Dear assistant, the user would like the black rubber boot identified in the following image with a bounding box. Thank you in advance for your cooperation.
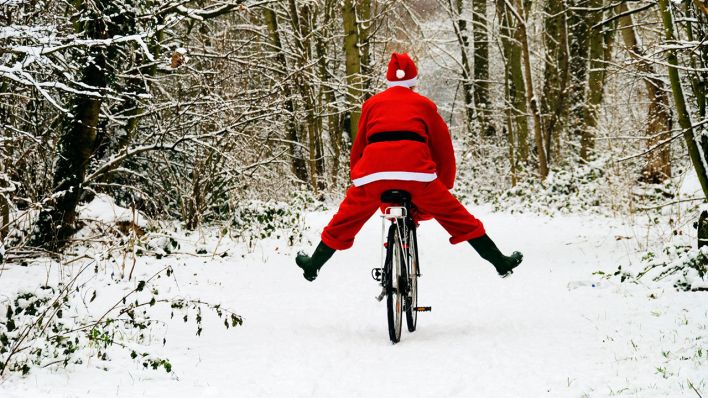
[468,234,523,278]
[296,241,336,281]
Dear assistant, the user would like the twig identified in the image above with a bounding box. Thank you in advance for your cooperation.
[636,197,706,211]
[617,118,708,162]
[593,3,655,29]
[688,379,704,398]
[0,259,95,376]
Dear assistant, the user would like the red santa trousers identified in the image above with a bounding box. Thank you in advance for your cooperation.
[321,179,486,250]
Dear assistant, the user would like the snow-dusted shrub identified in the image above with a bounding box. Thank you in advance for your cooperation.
[0,265,242,377]
[608,244,708,292]
[231,191,322,247]
[490,161,606,215]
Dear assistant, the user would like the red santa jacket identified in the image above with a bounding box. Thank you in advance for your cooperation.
[350,86,456,189]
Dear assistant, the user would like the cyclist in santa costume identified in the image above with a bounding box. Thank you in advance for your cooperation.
[296,53,523,281]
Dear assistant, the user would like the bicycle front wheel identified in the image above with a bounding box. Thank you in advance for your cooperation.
[385,224,404,343]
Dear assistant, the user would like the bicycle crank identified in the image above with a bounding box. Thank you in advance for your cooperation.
[375,287,386,302]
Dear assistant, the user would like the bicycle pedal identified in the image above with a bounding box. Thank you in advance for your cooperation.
[371,267,383,282]
[413,306,431,312]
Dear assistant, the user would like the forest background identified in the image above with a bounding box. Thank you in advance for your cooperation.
[1,0,707,248]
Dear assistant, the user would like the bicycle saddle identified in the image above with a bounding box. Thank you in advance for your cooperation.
[380,190,411,203]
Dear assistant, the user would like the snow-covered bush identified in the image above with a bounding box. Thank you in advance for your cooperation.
[607,244,708,292]
[489,161,606,215]
[231,191,323,248]
[0,265,242,377]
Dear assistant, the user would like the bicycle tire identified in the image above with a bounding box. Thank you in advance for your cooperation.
[385,224,404,343]
[405,226,418,332]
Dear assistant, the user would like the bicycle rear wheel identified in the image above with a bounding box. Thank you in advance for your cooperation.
[385,224,404,343]
[405,227,418,332]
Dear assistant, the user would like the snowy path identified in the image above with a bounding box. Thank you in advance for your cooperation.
[1,208,707,397]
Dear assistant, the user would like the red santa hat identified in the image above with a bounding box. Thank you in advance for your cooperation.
[386,52,418,88]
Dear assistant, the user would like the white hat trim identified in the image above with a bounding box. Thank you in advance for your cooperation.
[386,76,418,88]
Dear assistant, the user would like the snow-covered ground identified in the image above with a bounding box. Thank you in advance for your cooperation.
[1,206,707,397]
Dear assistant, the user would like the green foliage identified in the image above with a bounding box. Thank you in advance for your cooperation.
[611,243,708,291]
[0,266,242,377]
[232,191,320,247]
[130,350,172,373]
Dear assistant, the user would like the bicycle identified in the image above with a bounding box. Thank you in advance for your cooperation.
[372,190,431,343]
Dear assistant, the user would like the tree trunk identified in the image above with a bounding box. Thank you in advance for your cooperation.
[0,177,8,243]
[343,0,362,142]
[263,7,309,184]
[540,0,570,166]
[496,0,529,165]
[316,0,342,185]
[472,0,493,135]
[580,0,612,162]
[616,2,672,182]
[512,0,548,179]
[450,0,476,133]
[567,0,591,153]
[685,1,707,121]
[657,0,708,199]
[288,0,325,192]
[357,0,372,98]
[0,196,7,245]
[30,0,109,248]
[1,81,10,243]
[504,75,517,186]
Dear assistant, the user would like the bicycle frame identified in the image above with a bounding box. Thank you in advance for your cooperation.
[381,206,411,276]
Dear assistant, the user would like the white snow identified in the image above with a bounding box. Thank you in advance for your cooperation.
[77,193,147,228]
[0,207,706,397]
[680,168,703,198]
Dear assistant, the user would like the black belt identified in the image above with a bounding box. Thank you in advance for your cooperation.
[368,131,426,144]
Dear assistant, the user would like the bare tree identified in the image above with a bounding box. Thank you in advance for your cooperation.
[657,0,708,198]
[580,0,615,162]
[496,0,529,172]
[615,2,672,183]
[540,0,570,165]
[472,0,493,135]
[507,0,548,179]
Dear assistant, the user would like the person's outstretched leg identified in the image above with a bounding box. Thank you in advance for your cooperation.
[296,184,379,281]
[468,234,523,277]
[411,180,523,277]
